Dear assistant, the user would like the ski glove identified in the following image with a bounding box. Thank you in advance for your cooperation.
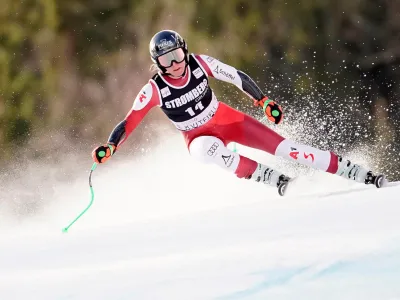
[254,96,283,125]
[92,144,116,164]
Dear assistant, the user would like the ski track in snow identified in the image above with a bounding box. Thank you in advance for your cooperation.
[1,135,400,300]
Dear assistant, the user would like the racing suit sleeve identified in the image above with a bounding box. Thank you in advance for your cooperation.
[107,80,161,148]
[194,54,266,101]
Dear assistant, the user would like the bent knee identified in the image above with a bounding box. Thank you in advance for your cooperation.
[189,136,240,172]
[189,136,225,163]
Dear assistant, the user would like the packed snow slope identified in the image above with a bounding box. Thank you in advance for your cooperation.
[1,134,400,300]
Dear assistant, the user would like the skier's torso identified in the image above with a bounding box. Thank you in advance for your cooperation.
[151,54,219,131]
[112,52,266,147]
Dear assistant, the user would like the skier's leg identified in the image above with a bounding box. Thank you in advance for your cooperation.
[274,139,374,183]
[188,135,289,188]
[221,106,338,172]
[223,105,377,184]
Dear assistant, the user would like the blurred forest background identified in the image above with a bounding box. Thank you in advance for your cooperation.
[1,0,400,180]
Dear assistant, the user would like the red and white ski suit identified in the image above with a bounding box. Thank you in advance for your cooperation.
[110,53,339,179]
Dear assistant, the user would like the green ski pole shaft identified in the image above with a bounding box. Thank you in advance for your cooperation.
[62,162,98,233]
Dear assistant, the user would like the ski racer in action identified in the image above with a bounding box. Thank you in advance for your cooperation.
[92,29,386,196]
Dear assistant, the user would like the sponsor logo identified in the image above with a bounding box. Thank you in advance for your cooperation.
[289,151,299,160]
[304,152,315,162]
[160,86,171,98]
[262,168,273,183]
[132,83,153,111]
[289,146,315,162]
[213,65,236,81]
[139,93,146,102]
[289,147,298,160]
[165,78,208,109]
[206,56,215,63]
[222,154,234,167]
[207,142,219,156]
[192,67,204,79]
[158,39,174,50]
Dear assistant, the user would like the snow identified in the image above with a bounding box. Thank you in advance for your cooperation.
[1,135,400,300]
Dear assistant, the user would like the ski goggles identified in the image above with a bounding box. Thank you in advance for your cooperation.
[157,48,186,68]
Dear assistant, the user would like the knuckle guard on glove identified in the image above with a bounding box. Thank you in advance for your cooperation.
[255,97,283,125]
[265,101,283,124]
[92,144,115,163]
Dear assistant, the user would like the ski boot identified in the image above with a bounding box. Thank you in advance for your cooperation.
[277,175,292,196]
[247,163,292,196]
[365,172,386,188]
[336,157,387,188]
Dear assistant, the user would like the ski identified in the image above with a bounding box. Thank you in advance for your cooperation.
[277,175,400,197]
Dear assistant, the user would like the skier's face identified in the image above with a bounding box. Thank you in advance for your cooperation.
[166,60,186,78]
[158,48,186,78]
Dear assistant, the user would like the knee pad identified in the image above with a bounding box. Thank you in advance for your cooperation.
[189,136,240,172]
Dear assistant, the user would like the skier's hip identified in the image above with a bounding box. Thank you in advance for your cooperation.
[181,101,249,148]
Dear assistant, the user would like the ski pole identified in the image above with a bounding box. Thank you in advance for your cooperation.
[62,162,98,233]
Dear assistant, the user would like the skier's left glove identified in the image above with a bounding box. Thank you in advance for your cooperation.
[254,96,283,125]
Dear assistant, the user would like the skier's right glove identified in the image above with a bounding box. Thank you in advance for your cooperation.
[92,143,116,164]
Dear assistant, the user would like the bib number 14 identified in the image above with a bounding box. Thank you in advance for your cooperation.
[185,101,204,117]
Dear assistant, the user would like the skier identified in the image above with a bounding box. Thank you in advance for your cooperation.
[91,29,386,196]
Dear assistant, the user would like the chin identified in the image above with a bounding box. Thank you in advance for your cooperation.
[178,69,185,77]
[168,64,186,77]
